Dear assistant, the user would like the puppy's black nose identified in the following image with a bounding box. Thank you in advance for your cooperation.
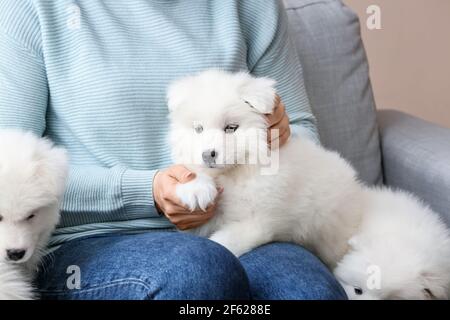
[202,149,218,166]
[202,149,217,160]
[6,249,26,261]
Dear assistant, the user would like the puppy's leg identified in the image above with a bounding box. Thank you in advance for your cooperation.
[0,263,35,300]
[176,173,217,211]
[209,221,272,257]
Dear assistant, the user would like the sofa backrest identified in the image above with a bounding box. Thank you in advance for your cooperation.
[284,0,382,185]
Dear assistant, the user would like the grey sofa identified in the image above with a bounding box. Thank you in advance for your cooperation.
[284,0,450,226]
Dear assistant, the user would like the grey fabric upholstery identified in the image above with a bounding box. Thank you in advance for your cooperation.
[378,109,450,225]
[283,1,449,225]
[284,0,382,185]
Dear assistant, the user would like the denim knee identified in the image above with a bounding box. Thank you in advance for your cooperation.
[240,242,347,300]
[152,233,250,300]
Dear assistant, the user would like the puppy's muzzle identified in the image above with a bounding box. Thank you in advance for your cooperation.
[202,149,217,167]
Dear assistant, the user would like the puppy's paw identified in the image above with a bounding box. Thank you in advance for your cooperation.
[176,173,217,211]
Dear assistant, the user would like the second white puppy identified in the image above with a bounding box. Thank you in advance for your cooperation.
[0,130,68,300]
[167,70,450,300]
[334,188,450,299]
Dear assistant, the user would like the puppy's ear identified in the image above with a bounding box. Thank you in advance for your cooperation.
[46,145,69,189]
[35,140,69,196]
[166,77,192,113]
[239,74,277,114]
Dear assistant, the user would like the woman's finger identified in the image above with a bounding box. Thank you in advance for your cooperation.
[266,96,285,126]
[272,125,291,148]
[172,211,214,229]
[170,213,205,225]
[271,111,289,129]
[167,165,196,183]
[266,105,285,127]
[178,221,203,230]
[267,122,287,143]
[177,214,215,230]
[163,201,192,215]
[269,125,290,148]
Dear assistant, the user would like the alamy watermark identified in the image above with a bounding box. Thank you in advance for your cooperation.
[366,5,382,30]
[67,3,81,30]
[182,126,280,175]
[366,264,381,290]
[66,265,81,290]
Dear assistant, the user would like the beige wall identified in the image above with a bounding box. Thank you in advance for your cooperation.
[343,0,450,128]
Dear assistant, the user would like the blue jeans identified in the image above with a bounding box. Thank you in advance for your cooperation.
[35,232,347,300]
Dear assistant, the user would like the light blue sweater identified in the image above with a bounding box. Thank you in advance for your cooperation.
[0,0,318,246]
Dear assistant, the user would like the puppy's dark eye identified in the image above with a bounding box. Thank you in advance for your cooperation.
[354,287,363,295]
[194,124,203,134]
[423,288,435,299]
[224,124,239,133]
[26,214,35,221]
[0,215,3,222]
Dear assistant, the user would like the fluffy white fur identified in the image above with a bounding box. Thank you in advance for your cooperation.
[167,69,450,300]
[334,188,450,299]
[0,130,68,300]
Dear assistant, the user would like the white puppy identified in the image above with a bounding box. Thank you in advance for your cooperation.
[167,69,450,300]
[168,70,362,265]
[334,189,450,300]
[0,130,68,299]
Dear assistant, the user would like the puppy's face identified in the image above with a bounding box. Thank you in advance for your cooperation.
[167,70,276,173]
[334,237,450,300]
[0,131,68,263]
[334,250,383,300]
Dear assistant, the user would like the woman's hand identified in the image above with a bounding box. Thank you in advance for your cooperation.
[153,165,219,230]
[265,95,291,149]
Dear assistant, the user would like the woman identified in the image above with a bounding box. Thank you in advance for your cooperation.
[0,0,346,299]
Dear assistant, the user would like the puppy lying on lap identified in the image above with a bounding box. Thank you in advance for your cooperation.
[0,130,68,300]
[167,70,450,300]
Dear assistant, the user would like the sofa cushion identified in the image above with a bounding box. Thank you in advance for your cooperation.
[284,0,382,185]
[378,110,450,225]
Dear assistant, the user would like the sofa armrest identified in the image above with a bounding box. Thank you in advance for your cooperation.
[377,109,450,225]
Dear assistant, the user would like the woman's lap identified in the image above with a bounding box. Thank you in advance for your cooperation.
[36,231,249,300]
[240,243,347,299]
[35,232,346,300]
